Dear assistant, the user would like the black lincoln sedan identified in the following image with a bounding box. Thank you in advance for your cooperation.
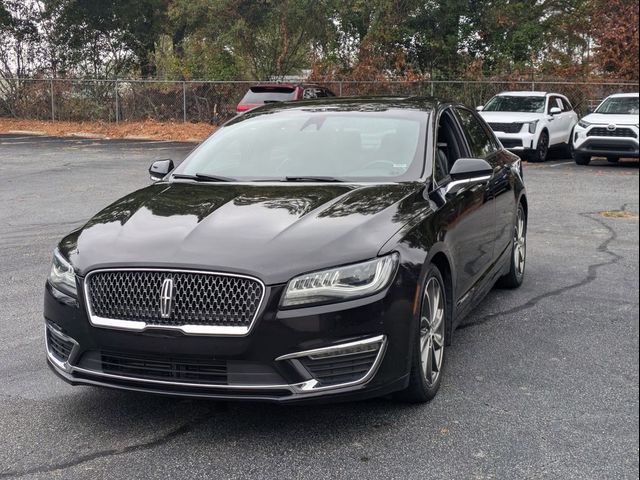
[45,97,527,403]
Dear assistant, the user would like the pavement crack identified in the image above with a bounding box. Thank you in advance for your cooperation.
[459,209,623,330]
[0,411,210,479]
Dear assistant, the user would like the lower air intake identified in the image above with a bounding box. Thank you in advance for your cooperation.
[99,351,228,385]
[46,327,74,362]
[300,350,380,386]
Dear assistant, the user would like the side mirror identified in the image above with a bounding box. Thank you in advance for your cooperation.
[149,159,174,181]
[476,105,484,111]
[549,106,562,115]
[444,158,492,195]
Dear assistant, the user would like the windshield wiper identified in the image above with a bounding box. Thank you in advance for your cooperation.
[283,176,343,182]
[172,173,235,182]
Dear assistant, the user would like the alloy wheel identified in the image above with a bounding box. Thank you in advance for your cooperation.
[419,277,445,387]
[537,132,548,162]
[514,208,526,276]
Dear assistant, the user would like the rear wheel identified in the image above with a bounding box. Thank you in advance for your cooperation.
[529,131,549,162]
[497,204,527,289]
[574,153,591,165]
[397,266,447,403]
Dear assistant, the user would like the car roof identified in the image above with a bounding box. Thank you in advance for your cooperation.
[496,91,549,97]
[232,96,442,117]
[606,92,639,98]
[250,83,326,88]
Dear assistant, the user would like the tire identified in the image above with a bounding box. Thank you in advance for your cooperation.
[561,127,576,160]
[560,138,574,159]
[574,153,591,165]
[397,265,447,403]
[496,203,527,289]
[528,130,549,162]
[607,157,619,163]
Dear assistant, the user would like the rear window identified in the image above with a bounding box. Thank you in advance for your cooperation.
[240,86,296,104]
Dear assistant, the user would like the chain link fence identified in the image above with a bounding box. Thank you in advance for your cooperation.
[0,78,637,125]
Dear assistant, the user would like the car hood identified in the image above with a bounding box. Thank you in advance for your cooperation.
[60,182,424,284]
[479,111,543,123]
[581,113,639,126]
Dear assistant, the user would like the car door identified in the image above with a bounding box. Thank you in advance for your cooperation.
[546,95,565,145]
[435,108,496,309]
[560,96,578,143]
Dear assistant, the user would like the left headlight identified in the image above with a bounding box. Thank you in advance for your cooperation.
[49,248,77,297]
[281,253,399,307]
[577,119,591,129]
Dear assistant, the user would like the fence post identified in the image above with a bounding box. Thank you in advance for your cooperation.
[182,81,187,123]
[430,81,434,97]
[338,81,343,97]
[115,79,119,124]
[50,79,55,121]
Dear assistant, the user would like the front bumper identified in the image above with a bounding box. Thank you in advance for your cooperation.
[573,137,639,158]
[43,270,415,403]
[573,126,639,158]
[496,132,536,152]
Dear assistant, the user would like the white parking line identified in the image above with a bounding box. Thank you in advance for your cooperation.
[549,161,574,167]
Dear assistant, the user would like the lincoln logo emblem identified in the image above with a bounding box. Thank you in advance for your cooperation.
[160,278,174,318]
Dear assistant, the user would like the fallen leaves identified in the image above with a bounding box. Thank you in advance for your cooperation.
[0,118,216,142]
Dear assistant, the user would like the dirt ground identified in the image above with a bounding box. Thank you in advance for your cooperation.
[0,118,216,142]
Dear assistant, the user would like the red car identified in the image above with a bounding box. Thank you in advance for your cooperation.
[236,83,336,113]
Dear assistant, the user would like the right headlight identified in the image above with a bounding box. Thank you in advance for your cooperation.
[49,248,77,297]
[525,120,539,134]
[577,119,591,129]
[281,253,399,307]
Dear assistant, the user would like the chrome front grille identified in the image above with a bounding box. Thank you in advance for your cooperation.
[488,122,523,134]
[86,270,264,331]
[587,127,637,138]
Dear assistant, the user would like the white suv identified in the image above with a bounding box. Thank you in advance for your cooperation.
[478,91,578,162]
[573,93,639,165]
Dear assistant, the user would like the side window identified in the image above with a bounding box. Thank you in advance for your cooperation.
[562,97,573,111]
[302,88,317,99]
[455,108,498,159]
[324,89,336,97]
[548,96,563,112]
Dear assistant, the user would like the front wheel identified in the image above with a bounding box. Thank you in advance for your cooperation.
[397,266,447,403]
[574,153,591,165]
[528,131,549,162]
[496,204,527,289]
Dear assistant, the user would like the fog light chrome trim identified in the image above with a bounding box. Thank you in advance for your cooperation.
[45,323,80,373]
[276,335,387,392]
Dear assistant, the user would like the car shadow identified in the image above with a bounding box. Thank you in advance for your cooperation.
[56,384,424,442]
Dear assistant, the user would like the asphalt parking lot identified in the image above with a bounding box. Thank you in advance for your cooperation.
[0,133,638,479]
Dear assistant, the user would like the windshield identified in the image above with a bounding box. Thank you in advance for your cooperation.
[483,96,545,113]
[176,109,428,181]
[240,87,297,104]
[595,96,639,115]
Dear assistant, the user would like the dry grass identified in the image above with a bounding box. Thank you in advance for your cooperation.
[600,210,638,219]
[0,118,216,142]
